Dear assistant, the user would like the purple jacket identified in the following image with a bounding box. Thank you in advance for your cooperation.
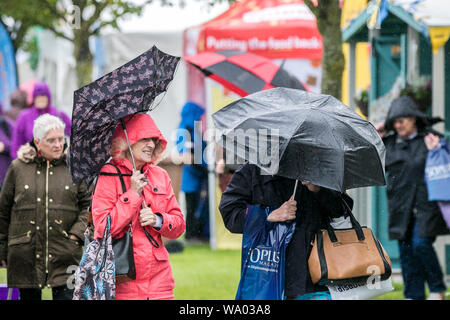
[0,116,13,186]
[10,82,71,159]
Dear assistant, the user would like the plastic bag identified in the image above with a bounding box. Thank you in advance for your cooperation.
[236,205,295,300]
[425,139,450,201]
[438,201,450,229]
[328,277,394,300]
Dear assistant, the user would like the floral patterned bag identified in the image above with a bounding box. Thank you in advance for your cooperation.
[73,215,115,300]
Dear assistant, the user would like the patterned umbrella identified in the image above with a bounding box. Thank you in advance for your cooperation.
[184,50,309,97]
[69,46,180,184]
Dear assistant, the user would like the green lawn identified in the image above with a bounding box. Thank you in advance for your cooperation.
[1,243,448,300]
[171,243,241,300]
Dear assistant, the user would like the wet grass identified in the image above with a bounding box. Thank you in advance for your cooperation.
[171,243,241,300]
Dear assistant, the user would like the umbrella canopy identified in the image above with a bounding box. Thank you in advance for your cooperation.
[184,50,308,97]
[69,45,180,184]
[212,87,386,192]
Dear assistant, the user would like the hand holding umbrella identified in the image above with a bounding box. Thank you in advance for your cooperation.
[266,179,319,223]
[267,198,297,223]
[130,169,148,195]
[139,206,158,227]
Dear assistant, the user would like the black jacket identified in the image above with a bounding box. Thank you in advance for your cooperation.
[384,130,450,240]
[218,164,353,297]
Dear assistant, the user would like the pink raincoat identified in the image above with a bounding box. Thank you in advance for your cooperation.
[91,114,185,300]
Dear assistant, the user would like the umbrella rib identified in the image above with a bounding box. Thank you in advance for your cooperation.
[316,109,385,189]
[276,108,311,179]
[321,113,346,191]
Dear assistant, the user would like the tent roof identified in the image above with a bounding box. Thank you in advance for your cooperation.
[193,0,322,60]
[343,0,450,42]
[399,0,450,27]
[203,0,318,30]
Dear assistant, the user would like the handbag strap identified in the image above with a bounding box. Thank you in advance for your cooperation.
[97,163,159,248]
[325,198,365,242]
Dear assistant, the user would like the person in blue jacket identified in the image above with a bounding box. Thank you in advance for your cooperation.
[176,102,209,242]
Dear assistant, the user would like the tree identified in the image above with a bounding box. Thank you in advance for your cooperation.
[1,0,151,87]
[0,1,55,53]
[303,0,345,100]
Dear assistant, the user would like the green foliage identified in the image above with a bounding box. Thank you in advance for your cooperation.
[0,0,152,85]
[354,88,369,117]
[0,0,57,51]
[399,81,432,113]
[21,27,42,71]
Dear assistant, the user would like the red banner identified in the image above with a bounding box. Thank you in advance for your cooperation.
[195,0,322,60]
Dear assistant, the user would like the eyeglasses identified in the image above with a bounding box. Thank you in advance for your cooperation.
[44,137,65,145]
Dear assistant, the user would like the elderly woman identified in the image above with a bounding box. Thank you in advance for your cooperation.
[0,114,90,300]
[377,96,449,300]
[91,113,185,300]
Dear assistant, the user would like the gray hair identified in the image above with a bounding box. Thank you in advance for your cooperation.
[33,114,66,140]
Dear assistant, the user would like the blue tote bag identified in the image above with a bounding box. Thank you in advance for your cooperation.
[236,205,296,300]
[425,139,450,201]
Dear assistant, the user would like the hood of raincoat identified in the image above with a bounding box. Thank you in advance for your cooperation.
[384,96,429,131]
[32,82,53,110]
[110,113,167,163]
[178,101,205,130]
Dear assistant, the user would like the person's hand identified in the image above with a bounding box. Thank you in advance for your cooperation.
[0,141,4,153]
[139,206,157,227]
[267,198,297,222]
[1,260,6,268]
[375,121,386,138]
[425,133,440,150]
[301,181,320,193]
[130,170,147,195]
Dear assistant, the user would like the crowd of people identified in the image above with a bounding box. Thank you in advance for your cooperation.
[0,81,448,301]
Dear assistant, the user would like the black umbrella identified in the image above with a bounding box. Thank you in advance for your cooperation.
[69,45,180,184]
[212,87,386,192]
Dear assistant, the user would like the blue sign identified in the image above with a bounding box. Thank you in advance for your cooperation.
[0,22,18,110]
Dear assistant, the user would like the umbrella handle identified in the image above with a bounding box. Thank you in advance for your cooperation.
[291,180,298,199]
[120,118,137,170]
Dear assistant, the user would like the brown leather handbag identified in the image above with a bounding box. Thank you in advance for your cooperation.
[308,202,392,286]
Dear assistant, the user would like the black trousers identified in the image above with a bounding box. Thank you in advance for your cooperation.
[184,192,203,239]
[19,285,74,300]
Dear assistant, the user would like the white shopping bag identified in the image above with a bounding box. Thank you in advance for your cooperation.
[330,216,353,229]
[328,277,394,300]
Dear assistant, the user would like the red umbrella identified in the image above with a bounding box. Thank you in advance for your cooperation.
[184,50,309,97]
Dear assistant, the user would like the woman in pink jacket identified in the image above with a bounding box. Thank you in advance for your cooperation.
[91,113,185,300]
